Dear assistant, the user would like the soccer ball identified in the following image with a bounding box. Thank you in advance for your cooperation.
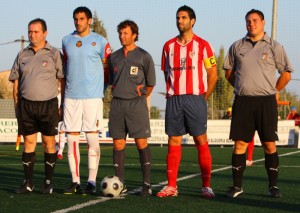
[101,175,124,197]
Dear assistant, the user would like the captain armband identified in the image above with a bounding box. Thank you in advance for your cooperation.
[204,56,216,68]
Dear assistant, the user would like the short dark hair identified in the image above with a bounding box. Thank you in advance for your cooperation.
[177,5,196,21]
[117,20,139,42]
[28,18,47,32]
[73,6,92,19]
[245,9,264,20]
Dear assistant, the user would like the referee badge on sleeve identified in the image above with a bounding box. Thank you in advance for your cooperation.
[130,66,138,75]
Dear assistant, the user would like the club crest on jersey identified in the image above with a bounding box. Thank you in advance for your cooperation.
[76,41,82,47]
[42,61,48,67]
[262,53,268,60]
[189,51,195,58]
[130,66,138,75]
[92,42,96,46]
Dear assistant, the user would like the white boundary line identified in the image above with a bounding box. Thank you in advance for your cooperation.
[50,150,300,213]
[51,197,124,213]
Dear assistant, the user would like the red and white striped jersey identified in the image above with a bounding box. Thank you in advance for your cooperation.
[161,34,216,96]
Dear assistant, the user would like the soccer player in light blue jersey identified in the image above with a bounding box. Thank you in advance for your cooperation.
[62,6,111,195]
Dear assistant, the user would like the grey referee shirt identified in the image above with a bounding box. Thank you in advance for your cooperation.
[9,42,65,101]
[223,33,294,96]
[108,47,156,99]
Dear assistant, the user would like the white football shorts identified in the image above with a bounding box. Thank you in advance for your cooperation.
[58,121,66,132]
[64,98,103,132]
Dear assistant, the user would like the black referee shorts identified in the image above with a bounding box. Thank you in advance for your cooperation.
[17,98,59,136]
[230,95,278,142]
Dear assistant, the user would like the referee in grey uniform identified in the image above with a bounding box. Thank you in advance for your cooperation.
[108,20,156,196]
[9,18,65,194]
[223,9,293,198]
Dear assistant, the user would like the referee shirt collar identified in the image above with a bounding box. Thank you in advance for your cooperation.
[243,32,271,43]
[27,41,52,51]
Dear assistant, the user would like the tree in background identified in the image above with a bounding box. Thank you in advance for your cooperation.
[90,11,111,118]
[150,106,161,119]
[207,47,234,119]
[0,72,13,99]
[91,11,107,39]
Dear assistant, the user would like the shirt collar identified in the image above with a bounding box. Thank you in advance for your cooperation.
[242,32,271,43]
[27,41,51,51]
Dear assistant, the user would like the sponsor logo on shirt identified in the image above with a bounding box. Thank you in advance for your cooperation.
[171,66,195,71]
[171,57,195,71]
[180,57,186,68]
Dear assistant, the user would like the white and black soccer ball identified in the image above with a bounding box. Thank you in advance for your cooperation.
[101,175,124,197]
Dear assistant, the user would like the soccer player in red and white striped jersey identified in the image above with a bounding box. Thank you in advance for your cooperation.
[157,5,218,199]
[162,34,215,97]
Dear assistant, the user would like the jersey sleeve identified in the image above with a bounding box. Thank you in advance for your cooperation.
[203,41,216,69]
[62,36,68,62]
[55,50,65,79]
[102,42,112,85]
[161,43,168,72]
[98,37,111,60]
[144,52,156,87]
[9,52,21,82]
[108,56,114,86]
[274,44,294,73]
[223,43,236,71]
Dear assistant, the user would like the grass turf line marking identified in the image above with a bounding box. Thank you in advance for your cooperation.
[51,197,125,213]
[49,149,299,213]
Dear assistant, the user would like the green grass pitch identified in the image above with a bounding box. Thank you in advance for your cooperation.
[0,144,299,213]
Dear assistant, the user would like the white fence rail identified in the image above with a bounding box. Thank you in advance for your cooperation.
[0,119,296,146]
